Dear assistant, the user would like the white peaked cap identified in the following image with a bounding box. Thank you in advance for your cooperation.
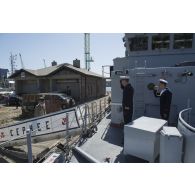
[159,79,168,84]
[120,75,130,80]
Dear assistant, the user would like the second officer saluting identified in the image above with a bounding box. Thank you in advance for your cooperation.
[153,79,172,121]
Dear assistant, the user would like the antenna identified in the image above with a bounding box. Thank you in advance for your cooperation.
[19,53,24,69]
[43,59,46,68]
[10,52,17,75]
[84,33,94,71]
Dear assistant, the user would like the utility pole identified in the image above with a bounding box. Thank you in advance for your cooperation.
[10,53,17,75]
[84,33,93,71]
[43,59,46,68]
[19,53,24,69]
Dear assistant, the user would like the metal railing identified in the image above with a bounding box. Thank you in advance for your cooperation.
[0,96,110,163]
[178,108,195,163]
[40,97,110,163]
[0,111,78,162]
[77,96,109,135]
[178,108,195,132]
[0,109,79,146]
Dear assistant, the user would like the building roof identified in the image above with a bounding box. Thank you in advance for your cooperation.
[9,63,104,79]
[0,68,9,75]
[0,68,9,71]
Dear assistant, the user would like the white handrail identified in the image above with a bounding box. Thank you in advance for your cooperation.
[0,96,110,147]
[178,108,195,132]
[0,108,80,147]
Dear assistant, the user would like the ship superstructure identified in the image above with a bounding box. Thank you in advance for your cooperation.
[111,33,195,126]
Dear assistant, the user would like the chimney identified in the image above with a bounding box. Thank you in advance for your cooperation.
[51,60,57,66]
[73,59,80,68]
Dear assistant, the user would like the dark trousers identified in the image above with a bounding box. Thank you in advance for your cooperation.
[123,110,133,125]
[122,110,133,145]
[16,101,20,109]
[160,112,170,121]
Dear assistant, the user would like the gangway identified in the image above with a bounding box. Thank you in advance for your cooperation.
[0,96,110,162]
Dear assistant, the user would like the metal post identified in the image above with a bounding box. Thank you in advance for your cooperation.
[187,99,191,124]
[66,112,69,130]
[88,105,91,125]
[65,112,70,143]
[84,104,87,133]
[104,98,106,113]
[95,101,97,119]
[91,102,94,123]
[26,129,33,163]
[100,100,102,119]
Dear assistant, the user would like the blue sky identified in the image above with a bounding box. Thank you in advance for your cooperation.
[0,33,125,75]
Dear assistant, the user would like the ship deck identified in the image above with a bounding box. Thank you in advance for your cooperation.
[70,113,147,163]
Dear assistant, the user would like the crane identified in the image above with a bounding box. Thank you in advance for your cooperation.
[19,53,24,69]
[84,33,93,71]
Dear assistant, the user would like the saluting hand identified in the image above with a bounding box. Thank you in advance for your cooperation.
[154,85,159,90]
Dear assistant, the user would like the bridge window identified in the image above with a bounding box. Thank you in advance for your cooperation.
[174,33,193,49]
[129,36,148,51]
[152,34,170,50]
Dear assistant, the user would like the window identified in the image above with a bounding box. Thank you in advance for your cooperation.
[174,33,193,49]
[129,36,148,51]
[21,72,25,78]
[152,34,170,50]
